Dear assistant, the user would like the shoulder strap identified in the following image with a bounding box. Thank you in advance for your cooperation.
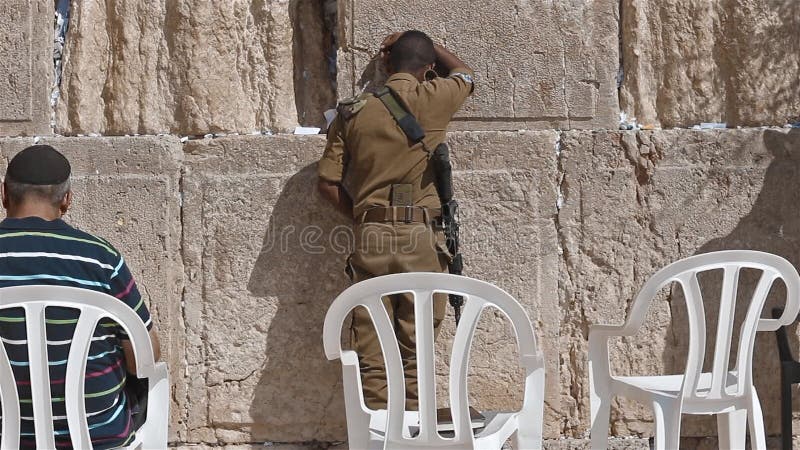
[336,93,370,121]
[375,87,426,144]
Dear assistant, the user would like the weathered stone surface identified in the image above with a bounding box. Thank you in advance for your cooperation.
[0,0,52,136]
[292,0,338,128]
[182,135,348,443]
[171,446,341,450]
[178,128,800,444]
[0,136,185,439]
[620,0,800,128]
[338,1,619,130]
[542,438,649,449]
[170,439,649,449]
[180,132,564,443]
[447,131,562,437]
[56,0,299,135]
[558,128,800,437]
[2,129,798,446]
[679,436,787,449]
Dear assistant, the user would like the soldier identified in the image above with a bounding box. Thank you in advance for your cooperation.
[317,30,474,410]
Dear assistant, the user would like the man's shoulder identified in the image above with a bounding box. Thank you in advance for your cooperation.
[343,94,397,135]
[63,225,106,242]
[52,225,123,261]
[337,92,374,121]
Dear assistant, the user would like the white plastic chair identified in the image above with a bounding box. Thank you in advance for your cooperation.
[323,272,545,450]
[0,285,169,450]
[589,250,800,450]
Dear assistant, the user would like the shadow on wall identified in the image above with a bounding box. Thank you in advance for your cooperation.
[246,164,350,441]
[663,129,800,436]
[291,0,338,128]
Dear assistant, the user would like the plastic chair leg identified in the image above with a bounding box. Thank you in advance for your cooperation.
[717,409,747,450]
[589,394,611,450]
[512,422,542,450]
[748,390,767,450]
[652,400,681,450]
[780,365,793,450]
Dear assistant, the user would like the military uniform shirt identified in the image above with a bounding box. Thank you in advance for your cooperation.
[319,68,475,218]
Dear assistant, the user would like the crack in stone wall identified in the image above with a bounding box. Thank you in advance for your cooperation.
[50,0,70,130]
[292,0,338,129]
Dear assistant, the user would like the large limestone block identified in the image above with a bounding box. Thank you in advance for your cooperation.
[0,136,185,439]
[557,128,800,437]
[293,0,338,129]
[620,0,800,128]
[182,135,349,443]
[56,0,298,136]
[0,0,52,136]
[181,131,563,443]
[447,131,562,437]
[338,1,619,130]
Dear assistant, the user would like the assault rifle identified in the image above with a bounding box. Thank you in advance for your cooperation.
[431,143,465,324]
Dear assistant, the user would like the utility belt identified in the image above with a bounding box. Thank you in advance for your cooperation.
[357,206,441,226]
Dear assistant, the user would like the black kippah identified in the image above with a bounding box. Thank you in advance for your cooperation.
[6,145,71,185]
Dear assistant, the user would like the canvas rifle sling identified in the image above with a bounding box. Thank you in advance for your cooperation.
[375,87,426,144]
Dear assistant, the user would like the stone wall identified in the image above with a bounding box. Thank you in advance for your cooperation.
[0,0,51,136]
[0,0,798,447]
[337,1,619,130]
[620,0,800,128]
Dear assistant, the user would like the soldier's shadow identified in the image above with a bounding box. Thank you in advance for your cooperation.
[662,129,800,437]
[246,164,350,441]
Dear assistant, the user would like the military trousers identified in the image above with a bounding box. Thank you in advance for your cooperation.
[348,221,450,410]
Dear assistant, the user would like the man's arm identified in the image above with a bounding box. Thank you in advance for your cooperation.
[318,113,352,217]
[418,43,476,126]
[433,44,472,74]
[318,178,354,217]
[122,328,161,375]
[380,32,472,74]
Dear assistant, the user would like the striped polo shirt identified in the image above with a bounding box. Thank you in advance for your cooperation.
[0,217,152,449]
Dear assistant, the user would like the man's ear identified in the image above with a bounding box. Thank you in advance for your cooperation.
[60,190,72,215]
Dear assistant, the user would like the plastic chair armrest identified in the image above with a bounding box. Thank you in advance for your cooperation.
[151,361,169,383]
[588,325,626,380]
[771,308,799,363]
[758,319,785,332]
[341,350,360,367]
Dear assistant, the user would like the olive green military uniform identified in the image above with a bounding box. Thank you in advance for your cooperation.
[319,68,474,410]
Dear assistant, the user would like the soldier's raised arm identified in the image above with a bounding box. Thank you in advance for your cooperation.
[432,43,472,75]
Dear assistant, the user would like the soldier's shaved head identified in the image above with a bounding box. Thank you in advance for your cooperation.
[388,30,435,73]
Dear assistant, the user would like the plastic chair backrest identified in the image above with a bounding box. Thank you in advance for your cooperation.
[323,273,544,448]
[0,285,157,450]
[621,250,800,403]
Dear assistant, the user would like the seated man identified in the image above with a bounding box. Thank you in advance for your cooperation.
[0,145,161,449]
